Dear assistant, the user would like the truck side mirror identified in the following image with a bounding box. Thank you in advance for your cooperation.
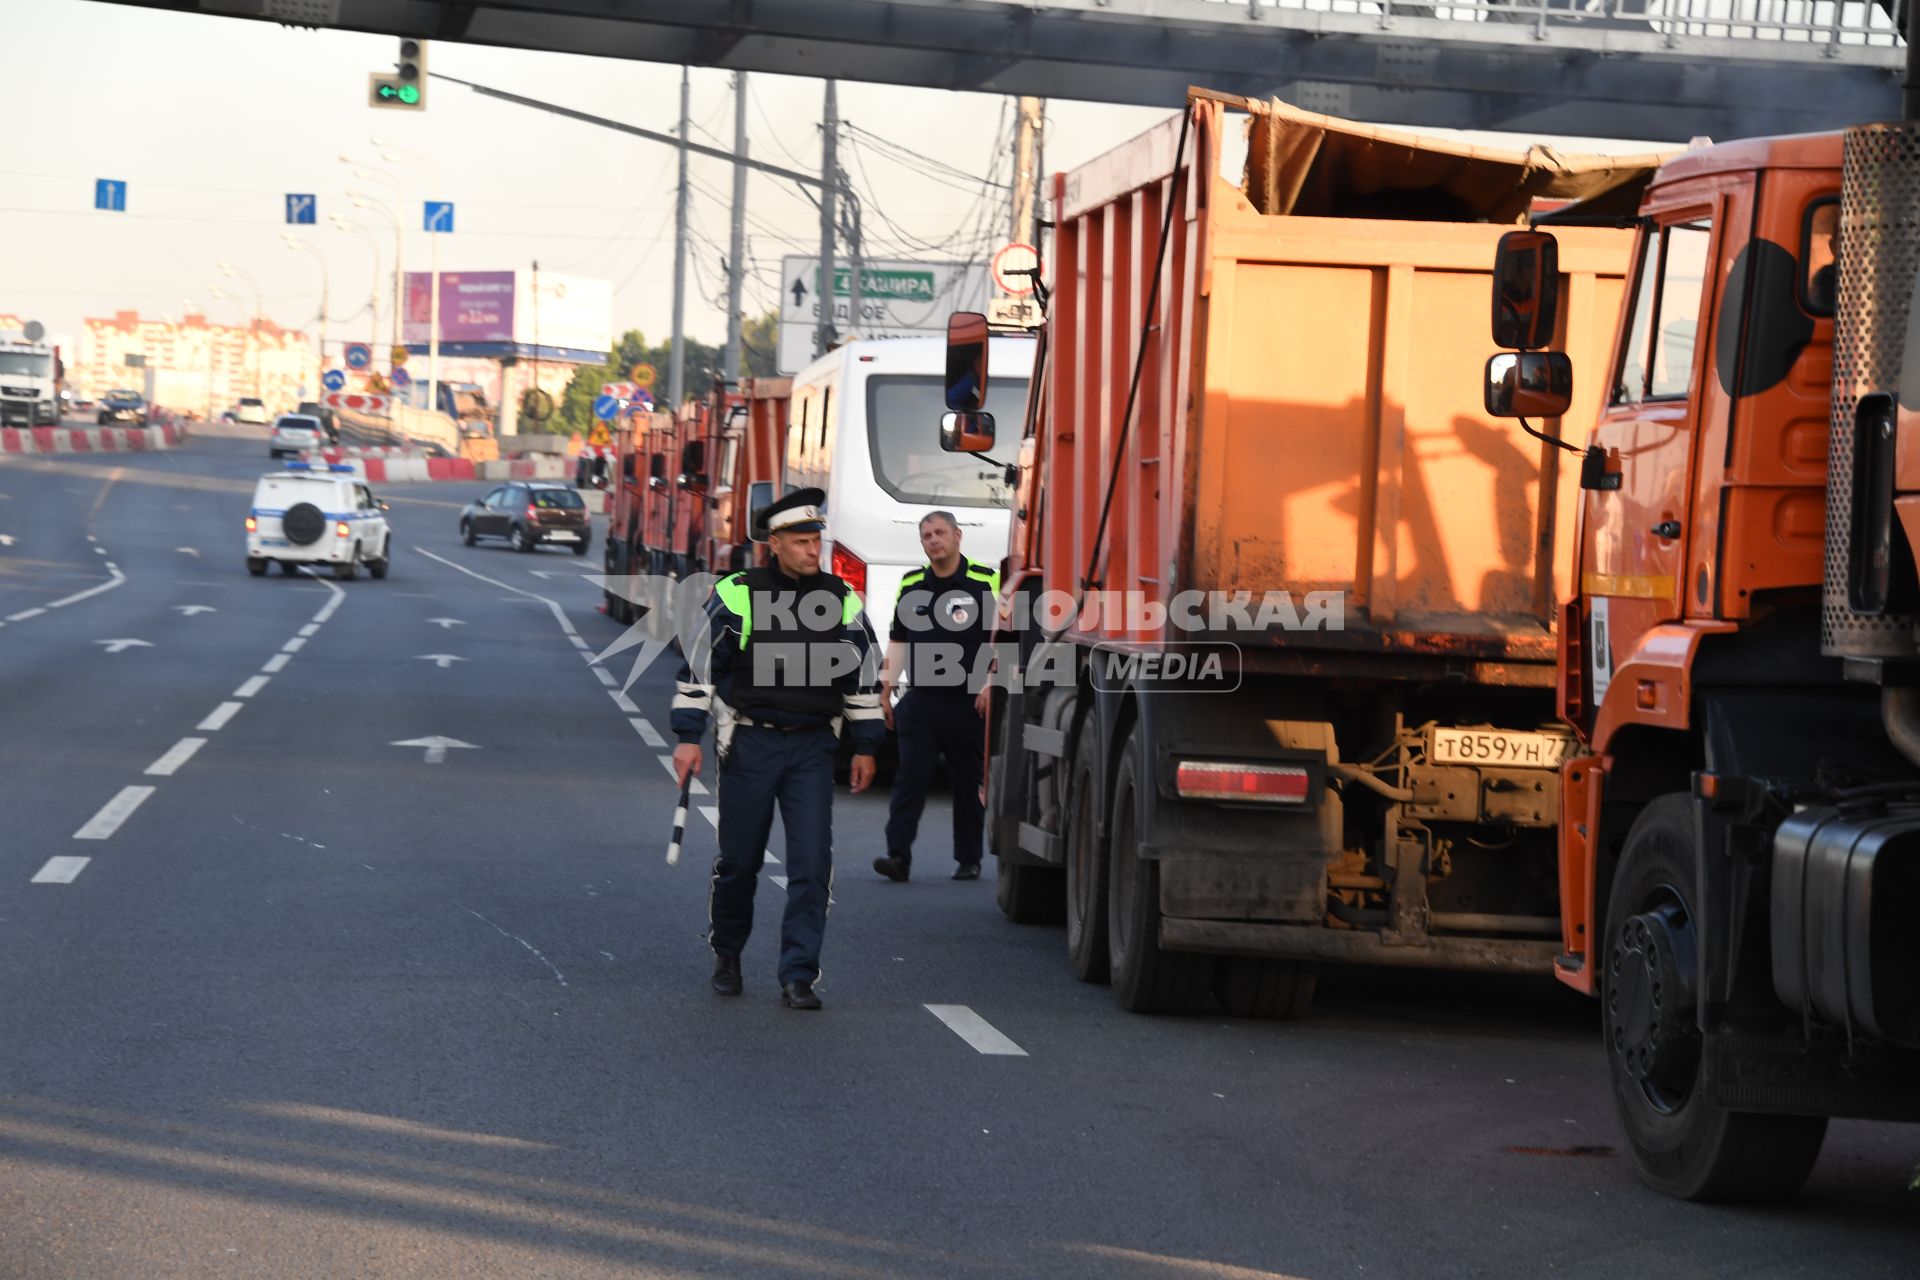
[1492,230,1560,350]
[945,311,990,411]
[941,410,997,454]
[1484,352,1572,419]
[747,480,773,543]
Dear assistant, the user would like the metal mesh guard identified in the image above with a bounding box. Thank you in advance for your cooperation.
[1824,122,1920,660]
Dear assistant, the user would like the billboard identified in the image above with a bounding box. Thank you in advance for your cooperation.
[401,271,611,357]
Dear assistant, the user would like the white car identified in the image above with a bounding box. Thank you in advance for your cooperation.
[268,414,327,458]
[247,463,392,580]
[235,397,270,426]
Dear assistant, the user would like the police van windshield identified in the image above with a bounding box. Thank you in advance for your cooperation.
[0,352,51,376]
[867,373,1025,508]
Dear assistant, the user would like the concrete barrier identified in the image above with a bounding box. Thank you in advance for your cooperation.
[1,428,34,454]
[5,427,178,455]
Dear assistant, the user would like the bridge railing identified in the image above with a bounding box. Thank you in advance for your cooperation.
[1228,0,1904,50]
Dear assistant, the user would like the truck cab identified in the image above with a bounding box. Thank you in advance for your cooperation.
[0,337,60,427]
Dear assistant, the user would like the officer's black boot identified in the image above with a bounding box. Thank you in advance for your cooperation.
[781,980,822,1011]
[872,855,910,882]
[711,953,743,997]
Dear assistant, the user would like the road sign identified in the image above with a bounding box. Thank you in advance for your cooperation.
[344,343,372,371]
[593,393,621,422]
[987,297,1044,330]
[602,382,635,400]
[94,179,126,212]
[285,194,316,226]
[391,345,409,367]
[991,242,1040,297]
[392,367,412,388]
[630,362,656,389]
[424,201,454,234]
[321,370,346,392]
[589,422,612,446]
[322,391,391,414]
[777,255,988,375]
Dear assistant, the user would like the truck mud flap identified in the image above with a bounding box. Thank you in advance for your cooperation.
[1700,1030,1920,1122]
[1157,919,1557,974]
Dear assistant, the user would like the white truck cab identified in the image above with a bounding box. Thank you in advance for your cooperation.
[0,335,60,427]
[782,334,1032,635]
[247,463,392,580]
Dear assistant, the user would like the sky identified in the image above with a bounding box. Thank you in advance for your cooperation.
[1,0,1657,361]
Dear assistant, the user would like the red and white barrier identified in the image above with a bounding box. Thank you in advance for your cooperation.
[1,426,178,455]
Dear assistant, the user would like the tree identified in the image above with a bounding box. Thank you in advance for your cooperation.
[742,310,779,378]
[553,328,726,433]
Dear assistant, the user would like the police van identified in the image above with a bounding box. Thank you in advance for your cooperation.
[246,462,393,580]
[780,334,1032,638]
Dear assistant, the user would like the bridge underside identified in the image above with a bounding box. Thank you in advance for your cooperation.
[130,0,1900,140]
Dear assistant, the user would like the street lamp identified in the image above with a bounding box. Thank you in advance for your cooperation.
[283,233,329,366]
[328,213,385,357]
[376,141,443,419]
[216,260,264,404]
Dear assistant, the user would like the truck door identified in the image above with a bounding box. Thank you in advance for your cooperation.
[1581,205,1720,689]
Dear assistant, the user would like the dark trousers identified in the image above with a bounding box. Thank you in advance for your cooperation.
[709,724,836,985]
[884,690,985,869]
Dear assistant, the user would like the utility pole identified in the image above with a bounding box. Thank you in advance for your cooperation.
[1012,97,1045,249]
[669,64,690,412]
[724,71,749,383]
[815,80,838,362]
[843,186,863,342]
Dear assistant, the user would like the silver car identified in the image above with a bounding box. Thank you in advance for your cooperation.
[268,414,327,459]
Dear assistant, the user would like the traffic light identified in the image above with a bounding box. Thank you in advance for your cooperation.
[369,37,428,110]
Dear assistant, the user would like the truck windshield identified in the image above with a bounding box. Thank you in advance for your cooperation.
[0,352,50,376]
[866,373,1027,508]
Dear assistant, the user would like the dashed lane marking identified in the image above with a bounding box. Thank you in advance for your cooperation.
[261,653,291,674]
[198,702,243,732]
[233,676,269,698]
[610,690,640,715]
[144,737,207,777]
[924,1005,1029,1057]
[655,752,709,796]
[298,623,320,638]
[74,786,156,841]
[631,717,666,748]
[281,637,306,653]
[6,608,46,622]
[31,856,90,884]
[592,667,618,687]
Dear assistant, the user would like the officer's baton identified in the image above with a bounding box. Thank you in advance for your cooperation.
[666,768,694,866]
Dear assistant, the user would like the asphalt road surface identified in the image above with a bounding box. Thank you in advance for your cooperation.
[0,434,1913,1279]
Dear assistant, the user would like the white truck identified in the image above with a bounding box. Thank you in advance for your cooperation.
[0,330,60,428]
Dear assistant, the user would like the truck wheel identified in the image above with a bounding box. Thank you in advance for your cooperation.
[994,856,1065,925]
[1064,725,1110,982]
[1215,958,1316,1020]
[1603,793,1828,1202]
[1107,727,1215,1014]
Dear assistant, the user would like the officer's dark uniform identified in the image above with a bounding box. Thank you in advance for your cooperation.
[880,556,999,877]
[670,490,885,1000]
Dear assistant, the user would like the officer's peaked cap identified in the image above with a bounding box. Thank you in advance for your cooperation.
[755,486,827,536]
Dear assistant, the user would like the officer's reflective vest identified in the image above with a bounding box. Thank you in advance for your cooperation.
[714,565,863,720]
[898,558,1000,599]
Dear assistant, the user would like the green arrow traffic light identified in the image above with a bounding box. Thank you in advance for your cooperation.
[371,78,422,107]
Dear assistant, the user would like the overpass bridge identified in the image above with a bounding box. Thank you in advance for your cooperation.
[125,0,1902,140]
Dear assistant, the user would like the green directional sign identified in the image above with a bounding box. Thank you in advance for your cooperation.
[820,266,937,302]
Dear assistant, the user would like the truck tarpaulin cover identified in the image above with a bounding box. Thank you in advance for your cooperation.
[1241,98,1671,224]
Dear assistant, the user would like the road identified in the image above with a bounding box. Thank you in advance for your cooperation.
[0,434,1912,1279]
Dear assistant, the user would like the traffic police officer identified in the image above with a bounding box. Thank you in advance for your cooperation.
[670,487,885,1011]
[873,510,999,883]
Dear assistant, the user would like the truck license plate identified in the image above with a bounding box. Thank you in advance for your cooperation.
[1430,728,1572,769]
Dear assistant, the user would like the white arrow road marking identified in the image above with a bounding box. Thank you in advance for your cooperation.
[0,534,15,547]
[924,1005,1029,1056]
[173,605,217,616]
[417,654,466,669]
[425,617,465,630]
[175,547,201,558]
[32,856,90,884]
[392,736,479,765]
[74,786,156,840]
[95,638,152,654]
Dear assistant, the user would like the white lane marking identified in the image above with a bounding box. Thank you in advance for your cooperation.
[7,607,46,621]
[592,667,618,687]
[426,617,465,629]
[298,623,321,638]
[655,752,709,795]
[924,1005,1030,1057]
[32,856,91,884]
[391,736,479,765]
[632,718,667,748]
[771,874,789,889]
[698,805,720,828]
[309,574,345,623]
[261,653,291,673]
[569,637,591,651]
[93,547,107,556]
[74,785,157,840]
[414,547,580,638]
[281,637,307,654]
[144,737,207,777]
[174,604,217,616]
[85,534,95,542]
[417,654,465,669]
[44,563,126,610]
[175,547,201,558]
[198,702,244,732]
[610,690,640,715]
[233,675,269,698]
[94,638,152,654]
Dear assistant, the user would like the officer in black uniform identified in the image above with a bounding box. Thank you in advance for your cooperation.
[873,510,998,883]
[670,488,885,1011]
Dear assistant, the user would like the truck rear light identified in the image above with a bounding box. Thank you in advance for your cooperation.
[245,516,257,532]
[335,522,351,538]
[831,543,867,598]
[1175,761,1311,804]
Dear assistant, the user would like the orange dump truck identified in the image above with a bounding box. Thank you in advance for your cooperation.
[952,91,1659,1016]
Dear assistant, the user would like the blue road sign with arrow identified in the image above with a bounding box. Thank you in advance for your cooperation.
[285,194,316,225]
[94,179,126,212]
[344,343,372,371]
[321,369,346,392]
[392,367,412,389]
[423,201,454,233]
[593,394,621,421]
